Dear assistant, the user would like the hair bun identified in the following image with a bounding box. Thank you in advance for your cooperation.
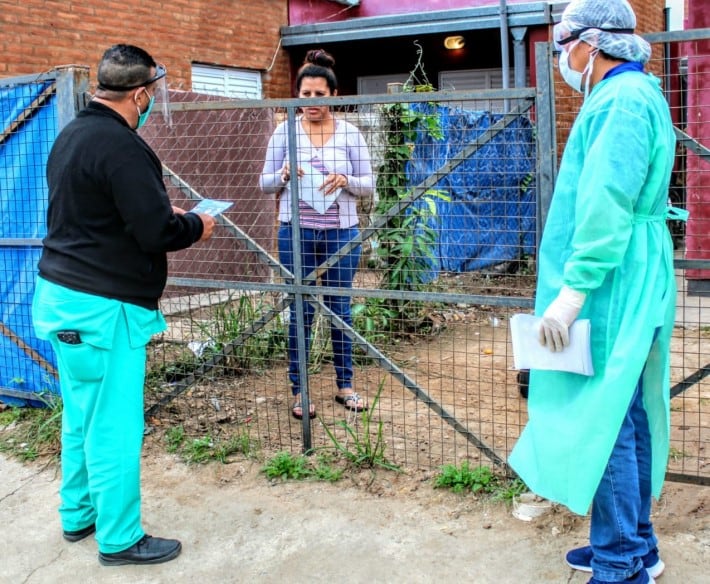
[304,49,335,70]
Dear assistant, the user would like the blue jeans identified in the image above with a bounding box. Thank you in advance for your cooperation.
[278,224,361,396]
[589,378,658,581]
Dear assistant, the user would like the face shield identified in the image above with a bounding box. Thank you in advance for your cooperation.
[145,64,171,127]
[97,63,171,127]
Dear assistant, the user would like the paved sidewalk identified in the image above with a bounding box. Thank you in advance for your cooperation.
[1,453,708,584]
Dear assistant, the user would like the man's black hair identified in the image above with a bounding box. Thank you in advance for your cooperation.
[97,44,157,91]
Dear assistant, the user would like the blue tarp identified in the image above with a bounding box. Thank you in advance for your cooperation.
[0,81,59,405]
[404,103,536,278]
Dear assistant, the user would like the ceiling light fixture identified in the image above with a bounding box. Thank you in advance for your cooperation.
[444,35,466,50]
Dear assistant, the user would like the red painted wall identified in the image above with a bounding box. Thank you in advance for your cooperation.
[685,0,710,279]
[289,0,530,24]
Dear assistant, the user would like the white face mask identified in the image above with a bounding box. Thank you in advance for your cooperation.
[559,41,599,98]
[559,47,584,93]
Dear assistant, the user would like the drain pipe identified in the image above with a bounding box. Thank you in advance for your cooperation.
[663,6,671,102]
[500,0,510,112]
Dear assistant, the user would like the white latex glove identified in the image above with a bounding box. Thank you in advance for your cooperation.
[538,286,587,352]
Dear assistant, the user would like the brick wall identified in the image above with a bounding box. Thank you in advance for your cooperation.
[0,0,291,97]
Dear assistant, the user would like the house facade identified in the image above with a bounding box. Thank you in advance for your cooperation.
[1,1,668,99]
[281,0,666,95]
[0,0,292,98]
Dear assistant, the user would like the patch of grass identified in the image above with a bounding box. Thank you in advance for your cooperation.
[312,452,344,482]
[669,446,689,463]
[261,451,344,483]
[175,428,259,465]
[434,464,529,503]
[492,477,528,504]
[0,396,63,462]
[321,380,400,472]
[196,293,287,375]
[181,436,215,464]
[0,406,23,428]
[164,425,186,454]
[434,462,499,494]
[262,451,313,481]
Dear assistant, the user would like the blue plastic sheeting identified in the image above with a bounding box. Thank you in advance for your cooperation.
[404,103,536,278]
[0,81,59,405]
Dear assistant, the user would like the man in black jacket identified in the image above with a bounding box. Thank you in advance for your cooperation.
[32,44,215,566]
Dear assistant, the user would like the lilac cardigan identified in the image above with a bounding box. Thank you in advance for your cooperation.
[259,117,374,228]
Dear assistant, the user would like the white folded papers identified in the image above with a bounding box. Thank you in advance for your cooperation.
[509,313,594,376]
[297,160,340,214]
[191,199,233,217]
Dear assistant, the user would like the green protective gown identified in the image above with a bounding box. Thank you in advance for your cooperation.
[508,72,681,515]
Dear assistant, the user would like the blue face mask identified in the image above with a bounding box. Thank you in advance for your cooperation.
[136,91,155,129]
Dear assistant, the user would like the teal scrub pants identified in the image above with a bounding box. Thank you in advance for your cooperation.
[32,277,166,553]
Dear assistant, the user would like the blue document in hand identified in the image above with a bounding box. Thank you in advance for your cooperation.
[509,314,594,376]
[191,199,233,217]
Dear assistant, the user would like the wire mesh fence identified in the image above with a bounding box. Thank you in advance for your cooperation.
[139,89,538,473]
[0,74,61,404]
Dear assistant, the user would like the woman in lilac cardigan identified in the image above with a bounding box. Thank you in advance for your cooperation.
[259,49,374,419]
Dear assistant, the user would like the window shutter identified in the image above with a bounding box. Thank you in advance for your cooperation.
[192,64,262,99]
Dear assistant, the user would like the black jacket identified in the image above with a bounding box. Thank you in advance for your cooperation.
[39,101,203,310]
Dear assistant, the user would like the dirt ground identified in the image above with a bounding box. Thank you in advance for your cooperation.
[1,447,708,584]
[149,298,709,480]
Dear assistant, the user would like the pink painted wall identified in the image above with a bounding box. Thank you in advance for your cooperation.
[289,0,530,25]
[685,0,710,279]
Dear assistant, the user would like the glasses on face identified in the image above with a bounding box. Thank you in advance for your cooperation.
[554,29,587,52]
[553,24,635,53]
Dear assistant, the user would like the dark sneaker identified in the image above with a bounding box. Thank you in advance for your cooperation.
[98,535,181,566]
[63,523,96,542]
[568,545,664,579]
[589,569,655,583]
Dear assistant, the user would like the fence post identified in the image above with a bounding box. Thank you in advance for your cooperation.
[534,41,557,251]
[53,65,90,131]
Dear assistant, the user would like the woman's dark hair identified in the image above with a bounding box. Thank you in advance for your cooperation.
[295,49,338,93]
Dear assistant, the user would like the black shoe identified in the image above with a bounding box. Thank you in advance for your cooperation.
[63,523,96,542]
[98,535,182,566]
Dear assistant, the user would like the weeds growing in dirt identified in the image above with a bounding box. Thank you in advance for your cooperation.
[492,477,528,504]
[201,294,287,374]
[321,380,401,472]
[166,424,259,464]
[434,462,528,503]
[0,395,62,462]
[261,451,343,482]
[434,461,498,494]
[165,425,186,454]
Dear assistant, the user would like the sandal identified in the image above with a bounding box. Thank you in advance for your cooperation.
[292,397,316,420]
[335,391,367,412]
